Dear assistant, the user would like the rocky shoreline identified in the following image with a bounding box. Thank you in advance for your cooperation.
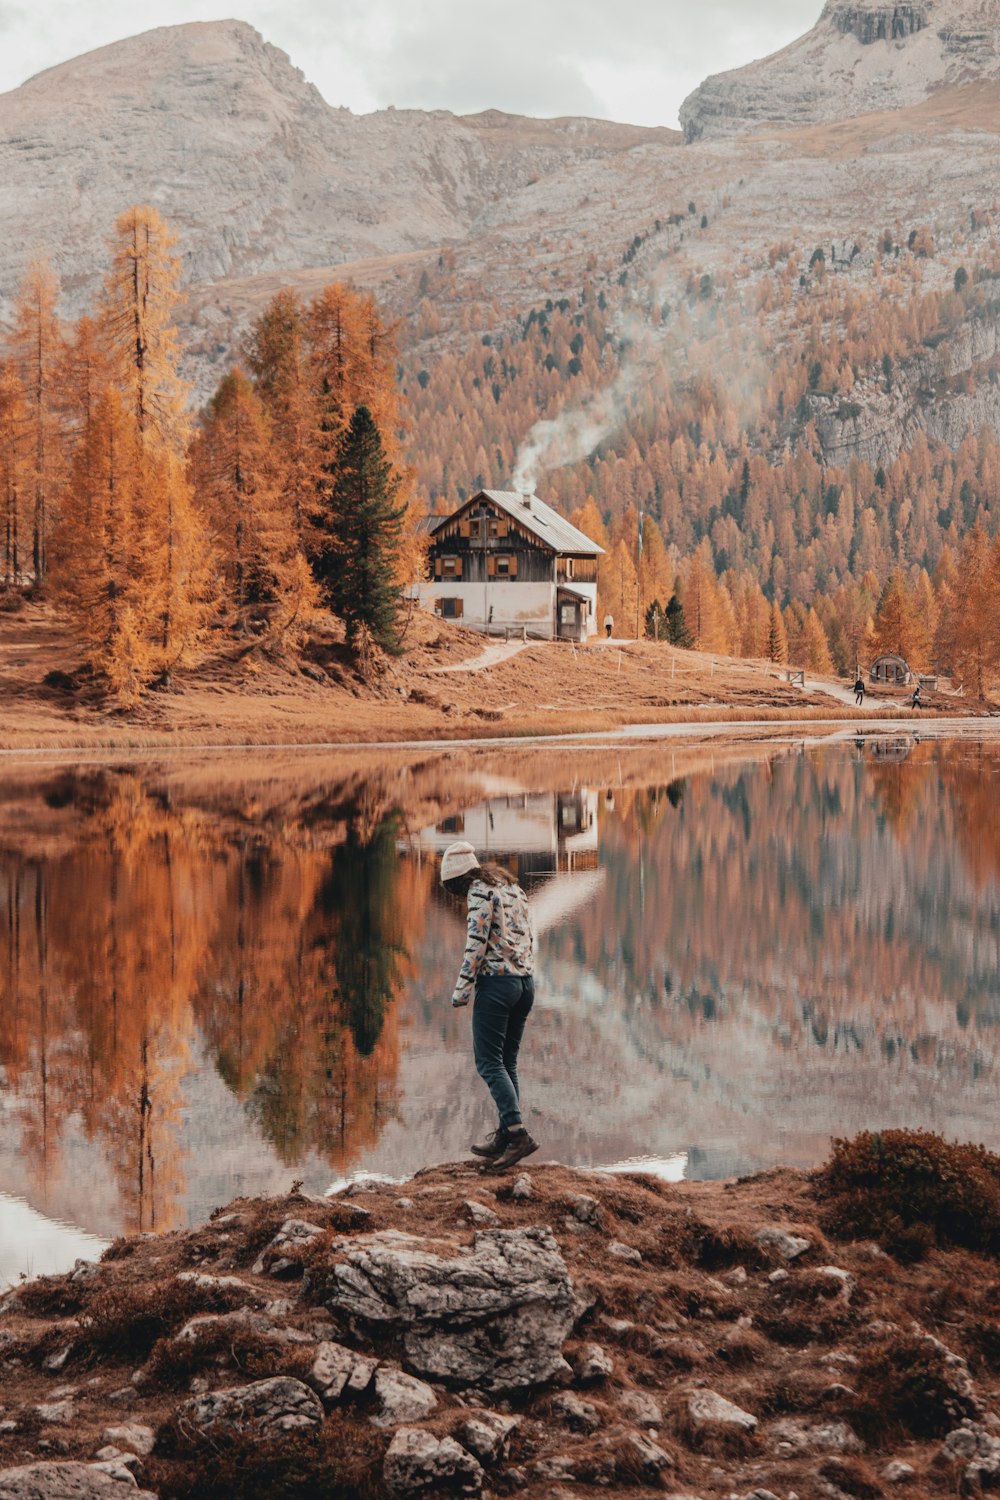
[2,1141,999,1498]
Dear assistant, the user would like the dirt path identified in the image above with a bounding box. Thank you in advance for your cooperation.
[798,678,896,709]
[429,640,530,674]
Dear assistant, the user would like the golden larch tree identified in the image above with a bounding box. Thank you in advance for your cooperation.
[9,257,63,583]
[0,366,27,588]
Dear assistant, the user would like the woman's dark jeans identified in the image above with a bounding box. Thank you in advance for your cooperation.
[472,974,534,1129]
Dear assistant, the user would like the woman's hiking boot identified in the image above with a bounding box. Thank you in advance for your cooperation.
[470,1127,509,1160]
[489,1129,538,1171]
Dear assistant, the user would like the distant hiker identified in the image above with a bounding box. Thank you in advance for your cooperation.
[604,613,614,639]
[441,841,538,1171]
[854,675,865,707]
[912,683,921,710]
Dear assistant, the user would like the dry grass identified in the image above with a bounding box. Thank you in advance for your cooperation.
[0,599,982,752]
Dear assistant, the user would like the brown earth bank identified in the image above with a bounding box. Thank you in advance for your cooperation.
[0,602,984,752]
[3,1132,1000,1499]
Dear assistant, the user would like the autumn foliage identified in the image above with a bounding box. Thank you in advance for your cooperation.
[0,207,415,703]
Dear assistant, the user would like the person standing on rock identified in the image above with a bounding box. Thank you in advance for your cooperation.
[441,841,538,1170]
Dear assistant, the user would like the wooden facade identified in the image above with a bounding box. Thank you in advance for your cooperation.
[416,490,603,640]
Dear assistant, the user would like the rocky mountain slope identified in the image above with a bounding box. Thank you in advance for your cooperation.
[0,10,998,523]
[2,1140,999,1499]
[681,0,1000,139]
[0,20,673,321]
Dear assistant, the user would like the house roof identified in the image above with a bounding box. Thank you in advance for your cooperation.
[432,490,605,556]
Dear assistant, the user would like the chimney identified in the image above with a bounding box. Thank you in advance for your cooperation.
[521,492,532,511]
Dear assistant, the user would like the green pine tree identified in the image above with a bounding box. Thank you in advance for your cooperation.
[664,592,693,647]
[311,403,406,653]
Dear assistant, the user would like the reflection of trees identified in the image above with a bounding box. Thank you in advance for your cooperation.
[545,745,1000,1051]
[0,772,428,1231]
[228,808,413,1168]
[316,812,407,1058]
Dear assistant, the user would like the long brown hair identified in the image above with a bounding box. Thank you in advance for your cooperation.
[443,861,518,900]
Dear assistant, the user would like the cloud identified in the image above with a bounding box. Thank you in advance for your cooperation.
[0,0,817,127]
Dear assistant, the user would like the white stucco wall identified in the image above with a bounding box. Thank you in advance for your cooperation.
[411,579,599,640]
[413,580,557,636]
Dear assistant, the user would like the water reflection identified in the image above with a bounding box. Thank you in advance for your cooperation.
[1,741,1000,1274]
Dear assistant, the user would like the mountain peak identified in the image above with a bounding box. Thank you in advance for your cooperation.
[680,0,1000,140]
[13,19,323,113]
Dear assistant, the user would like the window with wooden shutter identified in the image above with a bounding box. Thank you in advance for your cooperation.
[509,555,518,578]
[487,555,496,578]
[434,558,443,579]
[459,521,471,539]
[497,520,509,538]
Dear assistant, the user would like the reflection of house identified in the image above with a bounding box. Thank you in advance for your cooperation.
[414,791,601,882]
[870,654,912,685]
[413,490,603,641]
[867,735,915,763]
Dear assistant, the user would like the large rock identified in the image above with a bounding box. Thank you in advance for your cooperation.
[755,1227,811,1262]
[310,1340,378,1406]
[98,1429,154,1460]
[457,1412,519,1465]
[177,1376,323,1437]
[687,1389,758,1433]
[323,1227,577,1391]
[769,1417,862,1453]
[383,1428,483,1496]
[0,1464,156,1498]
[370,1368,438,1428]
[251,1218,325,1277]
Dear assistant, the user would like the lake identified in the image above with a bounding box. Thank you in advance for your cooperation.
[1,733,999,1284]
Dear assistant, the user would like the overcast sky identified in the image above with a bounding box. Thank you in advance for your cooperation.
[0,0,817,127]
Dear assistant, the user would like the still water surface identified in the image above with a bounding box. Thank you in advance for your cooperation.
[1,736,999,1282]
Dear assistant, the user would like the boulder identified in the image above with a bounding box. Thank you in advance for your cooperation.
[251,1219,325,1276]
[462,1202,500,1228]
[457,1412,519,1465]
[34,1403,74,1427]
[371,1368,438,1428]
[882,1461,915,1483]
[620,1433,675,1480]
[687,1389,758,1433]
[98,1428,154,1459]
[551,1392,600,1433]
[310,1340,378,1406]
[177,1376,323,1437]
[754,1227,810,1261]
[323,1226,576,1391]
[383,1428,483,1495]
[174,1272,260,1300]
[815,1266,856,1302]
[768,1417,862,1454]
[563,1194,602,1227]
[939,1422,1000,1487]
[0,1463,157,1498]
[620,1389,663,1426]
[572,1342,614,1382]
[607,1241,642,1265]
[172,1307,281,1346]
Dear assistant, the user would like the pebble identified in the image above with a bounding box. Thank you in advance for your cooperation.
[511,1175,532,1200]
[882,1461,916,1482]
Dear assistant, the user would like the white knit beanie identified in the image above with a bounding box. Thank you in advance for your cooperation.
[440,841,480,883]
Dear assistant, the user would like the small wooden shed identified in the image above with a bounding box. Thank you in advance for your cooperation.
[869,654,912,685]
